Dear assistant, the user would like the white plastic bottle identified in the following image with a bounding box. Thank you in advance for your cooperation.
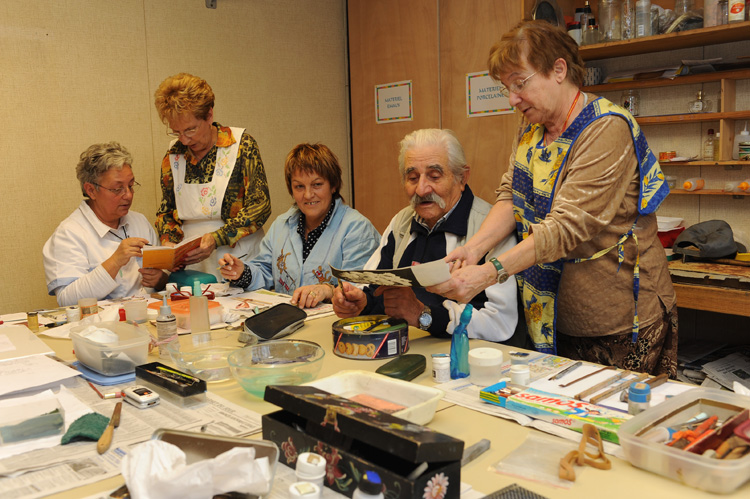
[728,0,746,22]
[156,295,177,359]
[635,0,652,38]
[733,121,750,160]
[703,128,716,161]
[683,178,705,191]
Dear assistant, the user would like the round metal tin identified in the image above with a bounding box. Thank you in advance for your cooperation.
[331,315,409,360]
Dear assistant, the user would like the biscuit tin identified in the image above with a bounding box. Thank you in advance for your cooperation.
[331,316,408,360]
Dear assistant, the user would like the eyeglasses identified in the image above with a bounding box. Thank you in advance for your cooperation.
[505,71,538,94]
[166,125,199,138]
[92,181,140,197]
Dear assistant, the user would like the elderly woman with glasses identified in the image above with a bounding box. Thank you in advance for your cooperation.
[430,20,677,377]
[219,143,380,309]
[153,73,271,276]
[43,142,168,306]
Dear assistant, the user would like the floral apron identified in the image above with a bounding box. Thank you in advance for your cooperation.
[170,127,263,277]
[511,97,669,354]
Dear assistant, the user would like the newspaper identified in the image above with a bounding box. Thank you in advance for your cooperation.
[0,377,262,499]
[702,352,750,390]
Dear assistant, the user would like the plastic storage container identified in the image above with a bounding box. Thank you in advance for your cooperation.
[618,387,750,494]
[70,321,150,375]
[468,348,503,386]
[305,370,444,425]
[148,299,223,331]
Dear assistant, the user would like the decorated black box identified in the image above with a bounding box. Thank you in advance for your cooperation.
[262,385,463,499]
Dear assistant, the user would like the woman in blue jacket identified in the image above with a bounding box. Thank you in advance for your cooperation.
[219,143,380,308]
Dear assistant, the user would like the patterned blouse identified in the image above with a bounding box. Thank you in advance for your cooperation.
[155,123,272,247]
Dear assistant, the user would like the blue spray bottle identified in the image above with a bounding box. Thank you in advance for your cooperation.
[450,304,472,379]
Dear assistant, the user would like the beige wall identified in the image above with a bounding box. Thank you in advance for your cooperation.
[0,0,349,314]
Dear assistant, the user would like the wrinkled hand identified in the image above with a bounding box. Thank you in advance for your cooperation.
[444,245,481,272]
[427,263,495,304]
[332,282,367,318]
[373,286,423,327]
[291,284,333,309]
[218,253,245,281]
[139,268,169,289]
[184,233,217,265]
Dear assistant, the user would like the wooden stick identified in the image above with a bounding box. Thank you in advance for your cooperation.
[574,371,630,401]
[559,366,615,388]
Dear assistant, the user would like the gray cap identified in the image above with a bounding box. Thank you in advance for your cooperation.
[672,220,745,259]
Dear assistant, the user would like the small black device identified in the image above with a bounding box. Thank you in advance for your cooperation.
[241,303,307,342]
[375,354,426,381]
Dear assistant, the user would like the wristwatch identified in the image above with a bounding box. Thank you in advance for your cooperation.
[489,257,510,284]
[418,306,432,330]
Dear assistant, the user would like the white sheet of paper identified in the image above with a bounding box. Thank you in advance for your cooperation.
[0,354,80,397]
[0,325,54,360]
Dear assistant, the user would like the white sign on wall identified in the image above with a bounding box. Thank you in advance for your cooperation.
[375,80,413,124]
[466,71,514,117]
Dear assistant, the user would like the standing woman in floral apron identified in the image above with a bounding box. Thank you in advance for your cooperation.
[429,21,677,378]
[153,73,271,277]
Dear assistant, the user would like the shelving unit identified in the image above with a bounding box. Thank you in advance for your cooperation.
[581,23,750,186]
[670,189,750,196]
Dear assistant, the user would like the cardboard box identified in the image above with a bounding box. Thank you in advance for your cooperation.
[481,382,630,444]
[262,385,463,498]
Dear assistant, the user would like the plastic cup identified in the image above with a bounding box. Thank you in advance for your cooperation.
[123,299,148,323]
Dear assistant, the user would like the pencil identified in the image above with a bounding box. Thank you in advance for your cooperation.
[216,253,249,270]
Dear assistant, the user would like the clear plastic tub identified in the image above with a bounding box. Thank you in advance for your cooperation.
[618,387,750,493]
[305,370,444,425]
[70,321,150,375]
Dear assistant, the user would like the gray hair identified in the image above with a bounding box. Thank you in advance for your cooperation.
[76,142,133,197]
[397,129,468,182]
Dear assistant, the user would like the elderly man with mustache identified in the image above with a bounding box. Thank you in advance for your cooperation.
[332,129,522,343]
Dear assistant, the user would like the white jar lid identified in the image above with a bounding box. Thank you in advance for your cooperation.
[289,481,321,498]
[468,347,503,366]
[296,452,326,476]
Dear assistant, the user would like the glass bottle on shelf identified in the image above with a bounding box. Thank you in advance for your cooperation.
[599,0,622,42]
[714,132,721,161]
[703,129,715,161]
[621,0,635,39]
[688,91,711,113]
[635,0,652,38]
[621,89,640,116]
[582,18,600,46]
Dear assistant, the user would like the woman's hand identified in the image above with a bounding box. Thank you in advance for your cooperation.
[444,245,482,272]
[218,253,245,281]
[291,283,334,309]
[140,268,169,289]
[427,262,497,303]
[332,282,367,318]
[103,237,150,279]
[184,233,217,265]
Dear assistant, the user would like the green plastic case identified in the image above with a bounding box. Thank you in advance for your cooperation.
[375,354,426,381]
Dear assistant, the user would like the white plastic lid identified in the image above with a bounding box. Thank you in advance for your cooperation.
[296,452,326,477]
[289,482,321,498]
[468,348,503,366]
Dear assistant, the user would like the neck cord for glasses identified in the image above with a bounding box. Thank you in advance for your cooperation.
[544,90,581,147]
[108,226,129,241]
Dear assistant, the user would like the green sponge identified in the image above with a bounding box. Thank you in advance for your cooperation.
[61,413,109,445]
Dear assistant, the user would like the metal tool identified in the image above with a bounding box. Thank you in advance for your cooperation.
[574,371,631,400]
[620,373,669,402]
[559,366,615,388]
[548,361,583,381]
[590,372,649,404]
[97,402,122,454]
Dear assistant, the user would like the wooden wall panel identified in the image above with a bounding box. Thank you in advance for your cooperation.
[348,0,440,232]
[439,0,525,204]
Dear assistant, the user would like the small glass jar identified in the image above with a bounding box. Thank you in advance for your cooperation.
[26,311,39,332]
[621,89,640,116]
[688,91,711,113]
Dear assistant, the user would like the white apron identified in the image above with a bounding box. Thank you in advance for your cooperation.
[170,126,263,277]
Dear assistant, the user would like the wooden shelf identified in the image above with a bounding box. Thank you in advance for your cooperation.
[583,69,750,93]
[635,111,750,125]
[580,21,750,61]
[669,189,750,196]
[661,161,750,167]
